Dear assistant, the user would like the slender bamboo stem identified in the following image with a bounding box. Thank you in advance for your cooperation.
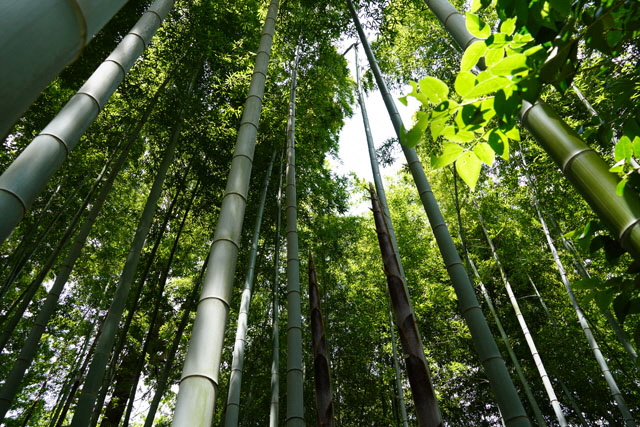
[285,45,305,427]
[224,151,275,426]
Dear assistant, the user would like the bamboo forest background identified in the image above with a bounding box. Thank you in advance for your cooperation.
[0,0,639,425]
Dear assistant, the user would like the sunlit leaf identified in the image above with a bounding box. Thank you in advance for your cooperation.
[474,142,495,165]
[431,142,463,168]
[466,13,491,39]
[485,48,505,67]
[419,76,449,104]
[460,41,487,72]
[455,71,476,97]
[489,54,528,76]
[499,17,517,35]
[456,151,483,190]
[467,76,511,97]
[614,135,632,161]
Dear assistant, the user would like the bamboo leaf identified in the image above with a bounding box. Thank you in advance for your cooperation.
[431,142,463,169]
[456,151,483,190]
[466,13,491,39]
[460,41,487,72]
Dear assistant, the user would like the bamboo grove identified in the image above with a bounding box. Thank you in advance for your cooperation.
[0,0,639,425]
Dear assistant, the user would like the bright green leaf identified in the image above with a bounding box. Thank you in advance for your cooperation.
[487,128,510,159]
[499,17,517,36]
[466,13,491,39]
[632,136,640,157]
[430,117,448,139]
[431,143,463,169]
[401,111,430,148]
[485,48,505,67]
[455,71,476,97]
[460,41,487,72]
[456,151,483,190]
[467,76,511,97]
[442,125,475,142]
[474,142,495,165]
[490,54,528,76]
[614,135,632,161]
[609,159,625,173]
[504,123,520,141]
[419,76,449,104]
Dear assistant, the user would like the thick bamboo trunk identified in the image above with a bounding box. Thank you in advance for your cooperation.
[270,150,285,427]
[422,0,640,260]
[284,46,305,427]
[0,76,168,422]
[388,309,409,427]
[369,185,442,426]
[0,0,129,136]
[224,151,275,426]
[171,2,279,425]
[308,254,334,427]
[478,216,567,425]
[347,2,529,424]
[0,0,175,243]
[70,103,186,426]
[143,252,208,427]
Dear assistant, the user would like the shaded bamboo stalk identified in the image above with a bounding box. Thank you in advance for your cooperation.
[172,2,279,424]
[270,149,285,427]
[224,151,275,427]
[347,2,529,424]
[369,184,442,426]
[388,308,409,427]
[308,254,334,427]
[478,215,567,426]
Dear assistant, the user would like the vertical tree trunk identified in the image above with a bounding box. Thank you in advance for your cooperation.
[308,254,334,427]
[171,2,279,425]
[369,184,443,426]
[270,150,285,427]
[478,215,567,426]
[0,0,175,243]
[224,151,275,426]
[284,45,305,427]
[347,2,529,424]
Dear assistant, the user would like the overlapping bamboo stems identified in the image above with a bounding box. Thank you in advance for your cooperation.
[0,0,129,136]
[143,251,209,427]
[519,155,636,426]
[224,150,276,426]
[270,150,285,427]
[70,67,195,424]
[284,45,305,427]
[308,254,335,426]
[121,180,200,427]
[0,74,172,421]
[478,215,567,425]
[0,0,176,244]
[171,2,279,424]
[422,0,640,259]
[369,185,443,426]
[354,43,426,426]
[346,1,529,424]
[450,171,547,426]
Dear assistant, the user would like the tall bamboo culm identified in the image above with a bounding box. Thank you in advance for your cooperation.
[346,1,529,424]
[520,155,636,426]
[171,2,279,425]
[0,0,175,244]
[0,0,129,136]
[422,0,640,260]
[478,215,567,425]
[308,254,335,427]
[224,150,276,427]
[369,185,443,426]
[285,46,305,427]
[270,150,285,427]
